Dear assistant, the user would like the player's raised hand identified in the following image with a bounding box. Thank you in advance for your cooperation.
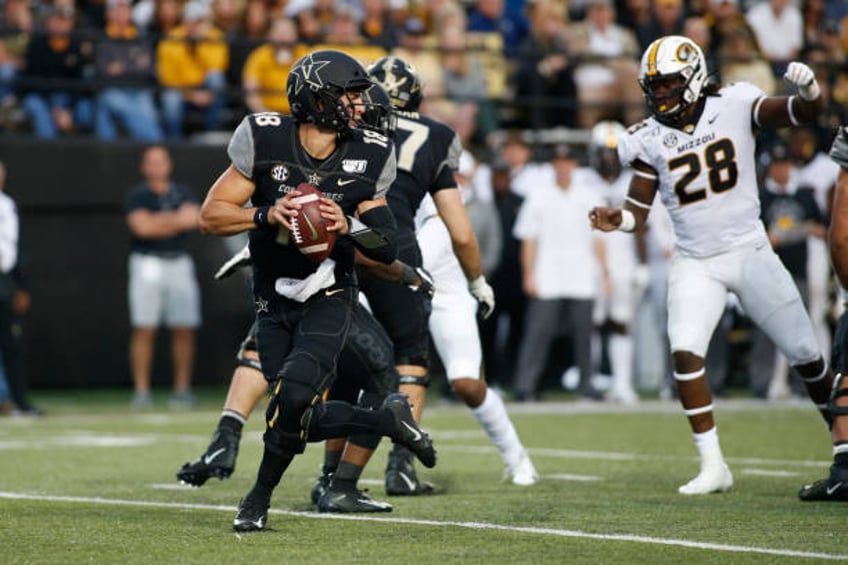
[784,62,820,100]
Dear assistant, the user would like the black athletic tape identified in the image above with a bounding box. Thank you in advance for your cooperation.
[398,373,430,387]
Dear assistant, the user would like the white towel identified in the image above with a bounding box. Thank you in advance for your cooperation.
[274,258,336,302]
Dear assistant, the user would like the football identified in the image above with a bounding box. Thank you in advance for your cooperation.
[288,182,336,263]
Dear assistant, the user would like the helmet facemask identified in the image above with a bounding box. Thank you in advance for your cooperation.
[639,36,707,127]
[354,83,396,136]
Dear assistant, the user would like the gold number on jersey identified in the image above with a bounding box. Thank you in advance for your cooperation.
[669,138,738,206]
[254,113,282,127]
[396,118,428,172]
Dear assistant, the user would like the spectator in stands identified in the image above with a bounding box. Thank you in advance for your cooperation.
[125,145,201,410]
[635,0,686,50]
[284,0,324,45]
[360,0,402,50]
[317,4,386,67]
[390,17,443,103]
[568,0,643,128]
[745,0,803,79]
[93,0,163,142]
[801,0,828,49]
[226,0,269,98]
[718,25,776,96]
[157,0,229,139]
[212,0,243,38]
[703,0,752,58]
[514,0,577,129]
[466,0,528,58]
[437,21,493,144]
[18,3,93,138]
[242,16,305,114]
[136,0,184,40]
[0,0,32,122]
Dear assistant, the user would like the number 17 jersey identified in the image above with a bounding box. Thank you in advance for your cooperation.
[618,82,768,259]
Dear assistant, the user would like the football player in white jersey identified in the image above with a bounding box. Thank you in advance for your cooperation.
[415,151,539,486]
[589,35,835,495]
[581,120,642,404]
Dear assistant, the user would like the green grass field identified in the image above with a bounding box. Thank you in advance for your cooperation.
[1,388,846,564]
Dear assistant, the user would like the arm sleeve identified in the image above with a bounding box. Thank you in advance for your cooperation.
[352,205,398,264]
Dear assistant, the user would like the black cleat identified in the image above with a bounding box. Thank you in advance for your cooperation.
[233,493,270,532]
[799,466,848,501]
[318,485,393,513]
[310,470,333,505]
[382,393,436,468]
[385,448,435,496]
[177,428,239,487]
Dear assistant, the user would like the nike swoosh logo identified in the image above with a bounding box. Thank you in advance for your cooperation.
[401,421,422,442]
[203,447,226,465]
[302,213,319,240]
[827,482,843,495]
[325,288,344,297]
[708,114,718,124]
[398,471,416,492]
[337,178,356,186]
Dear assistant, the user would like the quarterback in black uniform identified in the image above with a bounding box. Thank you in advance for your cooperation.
[359,57,495,495]
[199,50,435,532]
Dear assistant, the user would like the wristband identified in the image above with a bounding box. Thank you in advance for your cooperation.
[798,79,821,101]
[617,209,636,232]
[253,206,271,228]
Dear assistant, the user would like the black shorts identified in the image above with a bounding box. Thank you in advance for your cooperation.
[330,301,398,403]
[359,273,431,367]
[255,286,355,393]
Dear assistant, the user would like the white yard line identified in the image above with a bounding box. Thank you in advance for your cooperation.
[0,491,844,561]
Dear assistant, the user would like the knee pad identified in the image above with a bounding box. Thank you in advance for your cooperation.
[236,325,262,372]
[263,378,321,454]
[830,373,848,417]
[398,372,431,388]
[237,352,262,373]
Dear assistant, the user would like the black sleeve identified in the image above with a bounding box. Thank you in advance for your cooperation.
[350,205,397,264]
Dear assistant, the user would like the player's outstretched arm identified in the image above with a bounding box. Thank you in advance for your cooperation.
[200,165,260,236]
[757,62,824,129]
[590,162,656,233]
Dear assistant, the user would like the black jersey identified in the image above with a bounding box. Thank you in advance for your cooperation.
[388,111,463,266]
[227,112,396,298]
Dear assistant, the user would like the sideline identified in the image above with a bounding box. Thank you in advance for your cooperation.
[0,491,845,561]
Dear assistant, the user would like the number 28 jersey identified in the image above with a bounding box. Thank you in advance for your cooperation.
[227,112,396,296]
[618,82,768,258]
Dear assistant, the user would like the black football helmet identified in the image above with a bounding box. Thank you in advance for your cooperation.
[356,82,397,136]
[286,50,373,133]
[367,56,423,112]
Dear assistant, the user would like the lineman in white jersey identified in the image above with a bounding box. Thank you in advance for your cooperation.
[581,121,641,404]
[590,35,835,495]
[414,151,539,485]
